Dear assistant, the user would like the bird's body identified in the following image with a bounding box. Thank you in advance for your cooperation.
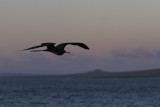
[23,42,89,55]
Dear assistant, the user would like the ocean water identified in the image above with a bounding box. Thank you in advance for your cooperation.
[0,78,160,107]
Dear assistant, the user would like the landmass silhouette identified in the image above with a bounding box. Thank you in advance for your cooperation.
[1,68,160,78]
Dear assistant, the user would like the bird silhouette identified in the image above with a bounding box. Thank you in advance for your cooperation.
[23,42,89,55]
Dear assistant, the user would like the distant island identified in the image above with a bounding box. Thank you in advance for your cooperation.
[1,68,160,78]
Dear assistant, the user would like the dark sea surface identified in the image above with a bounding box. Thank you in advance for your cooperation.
[0,78,160,107]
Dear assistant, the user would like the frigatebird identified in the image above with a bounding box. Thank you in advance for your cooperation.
[23,42,89,56]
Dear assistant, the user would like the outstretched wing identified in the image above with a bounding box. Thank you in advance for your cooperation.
[23,42,56,51]
[41,43,56,49]
[56,42,89,50]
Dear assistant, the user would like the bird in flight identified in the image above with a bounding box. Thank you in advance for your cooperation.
[23,42,89,56]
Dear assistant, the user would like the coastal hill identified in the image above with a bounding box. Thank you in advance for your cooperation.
[50,68,160,78]
[1,68,160,78]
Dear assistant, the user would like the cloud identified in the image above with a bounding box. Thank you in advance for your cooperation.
[0,53,98,74]
[132,48,153,57]
[110,49,127,57]
[0,53,54,73]
[110,48,160,58]
[104,48,160,71]
[22,54,53,65]
[1,48,160,74]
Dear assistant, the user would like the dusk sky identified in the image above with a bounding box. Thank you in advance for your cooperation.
[0,0,160,74]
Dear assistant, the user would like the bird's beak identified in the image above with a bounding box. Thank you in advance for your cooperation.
[65,51,70,53]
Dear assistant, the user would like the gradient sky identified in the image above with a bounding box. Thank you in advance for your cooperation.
[0,0,160,74]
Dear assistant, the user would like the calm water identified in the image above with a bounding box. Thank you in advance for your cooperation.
[0,78,160,107]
